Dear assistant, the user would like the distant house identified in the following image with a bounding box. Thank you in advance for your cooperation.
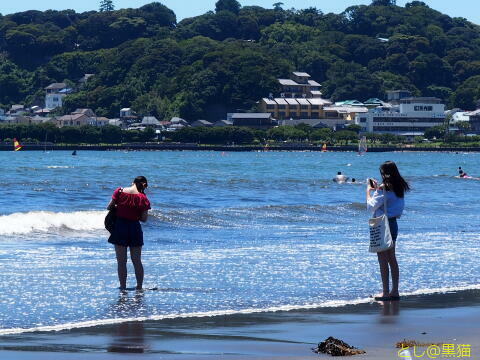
[323,105,369,121]
[213,120,233,127]
[448,110,470,123]
[55,114,91,127]
[258,97,332,120]
[73,108,96,117]
[466,109,480,134]
[45,83,72,109]
[278,72,322,98]
[4,115,51,125]
[8,104,27,116]
[120,108,135,118]
[231,113,275,129]
[386,90,412,105]
[141,116,161,127]
[166,117,190,131]
[109,119,124,127]
[191,120,213,127]
[363,98,385,107]
[170,117,189,126]
[55,113,108,127]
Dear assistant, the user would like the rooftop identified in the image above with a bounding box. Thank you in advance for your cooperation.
[231,113,272,119]
[296,98,311,105]
[262,98,277,105]
[307,98,332,106]
[274,98,288,105]
[292,72,311,77]
[278,79,299,86]
[56,114,88,121]
[141,116,160,125]
[45,83,67,90]
[307,80,321,87]
[324,106,369,113]
[286,98,299,105]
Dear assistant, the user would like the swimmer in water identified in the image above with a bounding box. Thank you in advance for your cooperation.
[333,171,348,183]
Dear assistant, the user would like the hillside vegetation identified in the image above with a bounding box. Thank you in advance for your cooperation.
[1,0,480,120]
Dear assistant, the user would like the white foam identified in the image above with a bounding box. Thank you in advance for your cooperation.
[1,283,479,336]
[0,210,106,235]
[47,166,73,169]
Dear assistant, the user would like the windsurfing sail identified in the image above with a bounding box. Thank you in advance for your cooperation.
[358,136,367,155]
[13,138,22,151]
[321,143,327,152]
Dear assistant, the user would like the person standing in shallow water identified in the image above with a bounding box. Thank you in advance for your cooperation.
[366,161,410,301]
[107,176,150,290]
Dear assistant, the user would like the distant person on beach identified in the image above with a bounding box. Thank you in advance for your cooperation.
[107,176,150,291]
[333,171,348,183]
[367,161,410,301]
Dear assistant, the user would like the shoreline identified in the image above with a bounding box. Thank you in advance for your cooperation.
[1,289,479,359]
[1,143,480,152]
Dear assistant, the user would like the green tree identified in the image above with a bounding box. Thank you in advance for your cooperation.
[310,128,333,142]
[371,0,396,5]
[215,0,241,14]
[99,0,114,12]
[424,125,445,140]
[273,2,284,11]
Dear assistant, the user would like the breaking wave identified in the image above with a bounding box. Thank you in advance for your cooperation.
[0,210,106,235]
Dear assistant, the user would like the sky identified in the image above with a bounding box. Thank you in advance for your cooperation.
[1,0,479,25]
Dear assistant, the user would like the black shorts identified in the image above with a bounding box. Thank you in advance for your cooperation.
[108,217,144,247]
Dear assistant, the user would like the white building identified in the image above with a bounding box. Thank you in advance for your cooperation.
[449,111,470,123]
[120,108,134,118]
[45,83,72,109]
[356,97,445,137]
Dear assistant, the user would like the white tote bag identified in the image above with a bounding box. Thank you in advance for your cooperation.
[369,190,393,253]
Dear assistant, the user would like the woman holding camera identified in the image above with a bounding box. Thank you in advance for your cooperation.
[107,176,150,291]
[367,161,409,301]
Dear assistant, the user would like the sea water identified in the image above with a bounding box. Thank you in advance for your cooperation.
[0,150,479,334]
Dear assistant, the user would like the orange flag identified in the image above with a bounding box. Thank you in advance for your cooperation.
[13,138,22,151]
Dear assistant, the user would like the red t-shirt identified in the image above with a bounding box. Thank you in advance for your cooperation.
[112,187,151,221]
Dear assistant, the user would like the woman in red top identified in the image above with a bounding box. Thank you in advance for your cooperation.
[107,176,150,290]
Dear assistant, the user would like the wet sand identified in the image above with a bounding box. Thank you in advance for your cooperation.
[1,290,479,359]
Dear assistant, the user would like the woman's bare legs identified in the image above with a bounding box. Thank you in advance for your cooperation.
[376,246,399,298]
[130,246,144,290]
[377,251,390,297]
[387,247,399,297]
[114,245,128,290]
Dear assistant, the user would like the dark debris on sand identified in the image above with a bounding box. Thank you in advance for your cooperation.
[313,336,366,356]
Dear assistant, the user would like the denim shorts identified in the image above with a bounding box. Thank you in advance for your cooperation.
[388,217,398,242]
[108,217,144,247]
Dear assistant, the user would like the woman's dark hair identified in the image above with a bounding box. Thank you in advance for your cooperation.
[133,176,148,193]
[380,161,410,198]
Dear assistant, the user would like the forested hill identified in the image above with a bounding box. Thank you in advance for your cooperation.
[1,0,480,121]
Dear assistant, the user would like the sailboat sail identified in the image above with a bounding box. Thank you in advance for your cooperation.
[358,136,367,154]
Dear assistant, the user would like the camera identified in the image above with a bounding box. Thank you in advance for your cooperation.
[369,178,375,188]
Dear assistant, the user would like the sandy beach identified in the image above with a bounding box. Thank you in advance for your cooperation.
[1,290,478,359]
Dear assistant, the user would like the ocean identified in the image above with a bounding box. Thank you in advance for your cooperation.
[0,150,479,334]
